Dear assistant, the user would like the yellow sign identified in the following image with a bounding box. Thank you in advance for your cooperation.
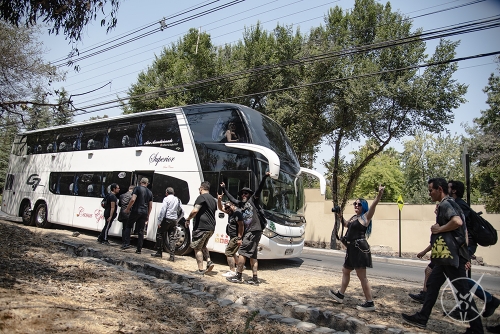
[397,195,404,211]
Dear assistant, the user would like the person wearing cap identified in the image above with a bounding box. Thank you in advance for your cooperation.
[122,177,153,254]
[217,194,244,277]
[152,187,184,261]
[221,171,271,285]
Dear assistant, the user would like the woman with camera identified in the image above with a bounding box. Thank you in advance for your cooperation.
[329,185,385,311]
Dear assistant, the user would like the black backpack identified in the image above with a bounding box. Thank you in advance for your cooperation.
[100,195,108,209]
[467,209,498,247]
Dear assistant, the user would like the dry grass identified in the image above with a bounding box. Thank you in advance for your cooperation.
[0,221,299,333]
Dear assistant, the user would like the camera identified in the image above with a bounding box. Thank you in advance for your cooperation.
[331,206,341,213]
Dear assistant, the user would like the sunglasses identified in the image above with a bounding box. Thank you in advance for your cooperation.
[241,192,250,195]
[353,202,362,207]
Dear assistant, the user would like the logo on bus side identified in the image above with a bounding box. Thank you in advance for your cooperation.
[76,207,104,224]
[26,174,41,191]
[149,152,175,166]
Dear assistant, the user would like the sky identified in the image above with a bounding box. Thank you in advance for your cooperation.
[40,0,500,176]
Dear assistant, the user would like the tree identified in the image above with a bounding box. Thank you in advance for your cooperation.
[0,0,120,42]
[127,28,222,112]
[352,146,403,202]
[0,22,65,125]
[314,0,466,213]
[400,130,468,204]
[469,58,500,213]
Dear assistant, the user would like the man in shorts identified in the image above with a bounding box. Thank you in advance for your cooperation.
[185,181,217,275]
[217,195,244,277]
[221,172,270,285]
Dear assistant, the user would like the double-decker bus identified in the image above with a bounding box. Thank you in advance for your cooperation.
[1,103,325,259]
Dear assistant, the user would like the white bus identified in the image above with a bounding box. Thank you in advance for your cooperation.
[1,103,325,259]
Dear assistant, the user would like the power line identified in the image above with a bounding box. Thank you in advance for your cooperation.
[72,15,500,109]
[61,0,490,102]
[53,0,246,68]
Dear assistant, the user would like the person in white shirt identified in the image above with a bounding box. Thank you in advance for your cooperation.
[152,187,184,261]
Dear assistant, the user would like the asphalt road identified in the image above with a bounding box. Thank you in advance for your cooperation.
[291,248,500,293]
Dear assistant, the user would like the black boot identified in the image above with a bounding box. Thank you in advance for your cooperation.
[169,255,175,262]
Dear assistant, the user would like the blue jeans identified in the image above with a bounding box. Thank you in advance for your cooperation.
[468,279,492,303]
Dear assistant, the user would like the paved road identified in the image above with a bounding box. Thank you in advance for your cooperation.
[293,248,500,293]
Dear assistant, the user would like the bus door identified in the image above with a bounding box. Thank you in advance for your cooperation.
[49,172,78,228]
[209,171,251,253]
[94,171,134,236]
[1,173,16,215]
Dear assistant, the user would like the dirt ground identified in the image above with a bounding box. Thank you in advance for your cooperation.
[1,219,499,334]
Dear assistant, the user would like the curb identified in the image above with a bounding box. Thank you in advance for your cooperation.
[303,247,500,275]
[54,238,412,334]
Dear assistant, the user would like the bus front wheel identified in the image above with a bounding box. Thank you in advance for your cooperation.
[173,222,192,256]
[34,203,52,229]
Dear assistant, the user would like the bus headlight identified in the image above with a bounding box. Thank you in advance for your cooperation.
[262,227,277,238]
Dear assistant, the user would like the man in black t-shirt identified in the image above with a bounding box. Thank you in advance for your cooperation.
[217,195,244,277]
[186,181,217,275]
[402,178,483,334]
[97,183,120,245]
[122,178,153,254]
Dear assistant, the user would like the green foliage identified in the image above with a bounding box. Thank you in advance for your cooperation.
[468,59,500,213]
[352,146,403,202]
[125,0,467,211]
[400,130,470,204]
[317,0,466,211]
[0,0,120,42]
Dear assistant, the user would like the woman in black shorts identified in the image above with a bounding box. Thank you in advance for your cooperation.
[329,185,385,311]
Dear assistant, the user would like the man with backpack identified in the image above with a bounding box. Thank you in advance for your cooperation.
[402,178,484,334]
[408,180,499,320]
[152,187,184,262]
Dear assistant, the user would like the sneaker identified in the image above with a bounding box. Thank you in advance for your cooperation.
[329,290,344,304]
[120,244,132,250]
[246,278,260,285]
[227,276,243,284]
[101,240,111,245]
[402,313,427,329]
[168,255,175,262]
[193,269,205,276]
[357,301,375,311]
[222,271,236,277]
[206,261,214,273]
[483,296,500,318]
[409,290,426,304]
[97,237,102,243]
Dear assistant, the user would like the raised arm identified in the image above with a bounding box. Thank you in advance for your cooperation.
[254,172,271,199]
[220,182,239,205]
[365,185,385,222]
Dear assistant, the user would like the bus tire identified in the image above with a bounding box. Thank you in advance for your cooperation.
[34,203,52,229]
[174,222,192,256]
[20,201,33,226]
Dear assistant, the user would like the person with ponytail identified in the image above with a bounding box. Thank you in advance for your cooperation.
[329,185,385,311]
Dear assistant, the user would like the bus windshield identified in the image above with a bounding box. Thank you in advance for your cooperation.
[239,106,300,174]
[260,168,305,222]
